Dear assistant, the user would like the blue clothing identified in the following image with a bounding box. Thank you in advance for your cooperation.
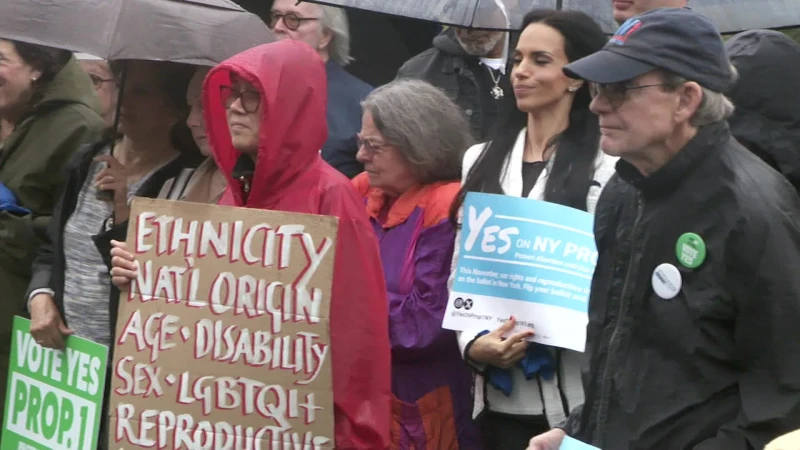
[475,330,556,396]
[0,183,30,215]
[323,60,372,178]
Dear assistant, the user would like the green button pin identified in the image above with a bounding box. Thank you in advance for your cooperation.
[676,232,706,269]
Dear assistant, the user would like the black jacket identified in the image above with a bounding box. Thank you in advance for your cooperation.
[26,140,200,341]
[396,29,509,141]
[564,122,800,449]
[726,30,800,193]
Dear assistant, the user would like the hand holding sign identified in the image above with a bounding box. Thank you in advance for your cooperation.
[527,429,566,450]
[29,293,73,350]
[445,193,597,352]
[3,317,108,450]
[107,198,337,449]
[109,240,137,288]
[467,316,534,369]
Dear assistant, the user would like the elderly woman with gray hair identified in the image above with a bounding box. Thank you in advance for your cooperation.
[352,79,481,449]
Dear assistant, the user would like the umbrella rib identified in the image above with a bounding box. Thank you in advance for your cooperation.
[167,0,248,13]
[104,0,128,58]
[467,0,481,28]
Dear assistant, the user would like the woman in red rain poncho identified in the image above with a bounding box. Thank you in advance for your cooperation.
[203,40,391,449]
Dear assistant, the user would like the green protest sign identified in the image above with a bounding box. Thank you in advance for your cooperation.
[2,316,108,450]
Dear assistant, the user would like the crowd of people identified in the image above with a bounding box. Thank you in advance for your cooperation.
[1,0,800,449]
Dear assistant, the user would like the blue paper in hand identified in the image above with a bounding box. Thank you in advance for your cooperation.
[559,436,601,450]
[0,182,30,215]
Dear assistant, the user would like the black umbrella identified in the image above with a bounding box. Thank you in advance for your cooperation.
[302,0,800,34]
[300,0,617,32]
[0,0,273,66]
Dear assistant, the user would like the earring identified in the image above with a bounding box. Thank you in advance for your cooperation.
[568,86,578,92]
[31,76,38,82]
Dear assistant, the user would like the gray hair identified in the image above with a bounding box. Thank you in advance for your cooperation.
[319,5,353,66]
[361,80,474,184]
[661,69,736,127]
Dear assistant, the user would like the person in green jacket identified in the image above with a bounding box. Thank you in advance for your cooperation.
[0,39,104,421]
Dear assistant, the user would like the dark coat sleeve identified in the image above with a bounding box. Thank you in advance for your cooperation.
[395,48,437,81]
[694,190,800,449]
[0,108,103,287]
[26,144,98,314]
[25,188,65,298]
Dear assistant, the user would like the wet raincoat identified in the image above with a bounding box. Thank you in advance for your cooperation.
[203,39,391,450]
[563,121,800,449]
[353,175,481,450]
[726,30,800,193]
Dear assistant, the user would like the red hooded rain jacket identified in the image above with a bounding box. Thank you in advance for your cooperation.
[203,39,391,449]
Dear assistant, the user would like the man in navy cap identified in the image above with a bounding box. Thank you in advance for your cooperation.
[528,7,800,450]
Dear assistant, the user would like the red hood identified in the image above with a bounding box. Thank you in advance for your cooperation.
[203,40,328,207]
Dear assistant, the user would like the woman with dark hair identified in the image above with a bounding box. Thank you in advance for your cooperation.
[27,59,199,349]
[0,39,105,420]
[447,10,616,449]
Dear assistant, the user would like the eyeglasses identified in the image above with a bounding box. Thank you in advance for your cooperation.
[268,12,320,31]
[356,135,392,155]
[589,82,675,109]
[220,85,261,113]
[89,74,115,89]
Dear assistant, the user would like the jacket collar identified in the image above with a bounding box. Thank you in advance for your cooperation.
[616,121,730,197]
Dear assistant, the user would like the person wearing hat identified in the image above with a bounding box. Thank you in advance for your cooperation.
[527,8,800,450]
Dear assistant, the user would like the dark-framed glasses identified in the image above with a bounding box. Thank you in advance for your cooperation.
[220,85,261,113]
[268,12,320,31]
[589,82,674,109]
[356,134,392,155]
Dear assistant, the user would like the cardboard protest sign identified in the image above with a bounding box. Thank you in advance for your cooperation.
[2,316,108,450]
[108,198,338,449]
[443,192,597,352]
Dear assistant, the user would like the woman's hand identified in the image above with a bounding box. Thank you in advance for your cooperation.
[527,429,567,450]
[110,240,137,288]
[29,293,73,349]
[467,316,535,368]
[94,154,130,223]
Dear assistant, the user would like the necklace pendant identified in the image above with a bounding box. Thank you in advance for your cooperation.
[491,85,504,99]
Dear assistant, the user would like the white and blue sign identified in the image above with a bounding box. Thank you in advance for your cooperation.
[559,436,601,450]
[443,193,597,352]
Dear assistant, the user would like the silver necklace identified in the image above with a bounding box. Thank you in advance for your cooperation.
[486,66,504,99]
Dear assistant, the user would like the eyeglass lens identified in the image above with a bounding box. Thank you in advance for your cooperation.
[220,86,261,113]
[269,12,302,31]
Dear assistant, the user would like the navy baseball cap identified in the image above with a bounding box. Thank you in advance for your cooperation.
[564,8,733,92]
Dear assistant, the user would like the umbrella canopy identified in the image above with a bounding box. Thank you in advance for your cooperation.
[0,0,273,66]
[302,0,800,34]
[300,0,614,32]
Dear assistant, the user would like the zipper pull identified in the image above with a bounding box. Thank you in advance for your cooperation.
[238,176,251,203]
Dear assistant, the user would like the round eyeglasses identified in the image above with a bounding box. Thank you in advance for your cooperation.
[220,86,261,113]
[268,12,320,31]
